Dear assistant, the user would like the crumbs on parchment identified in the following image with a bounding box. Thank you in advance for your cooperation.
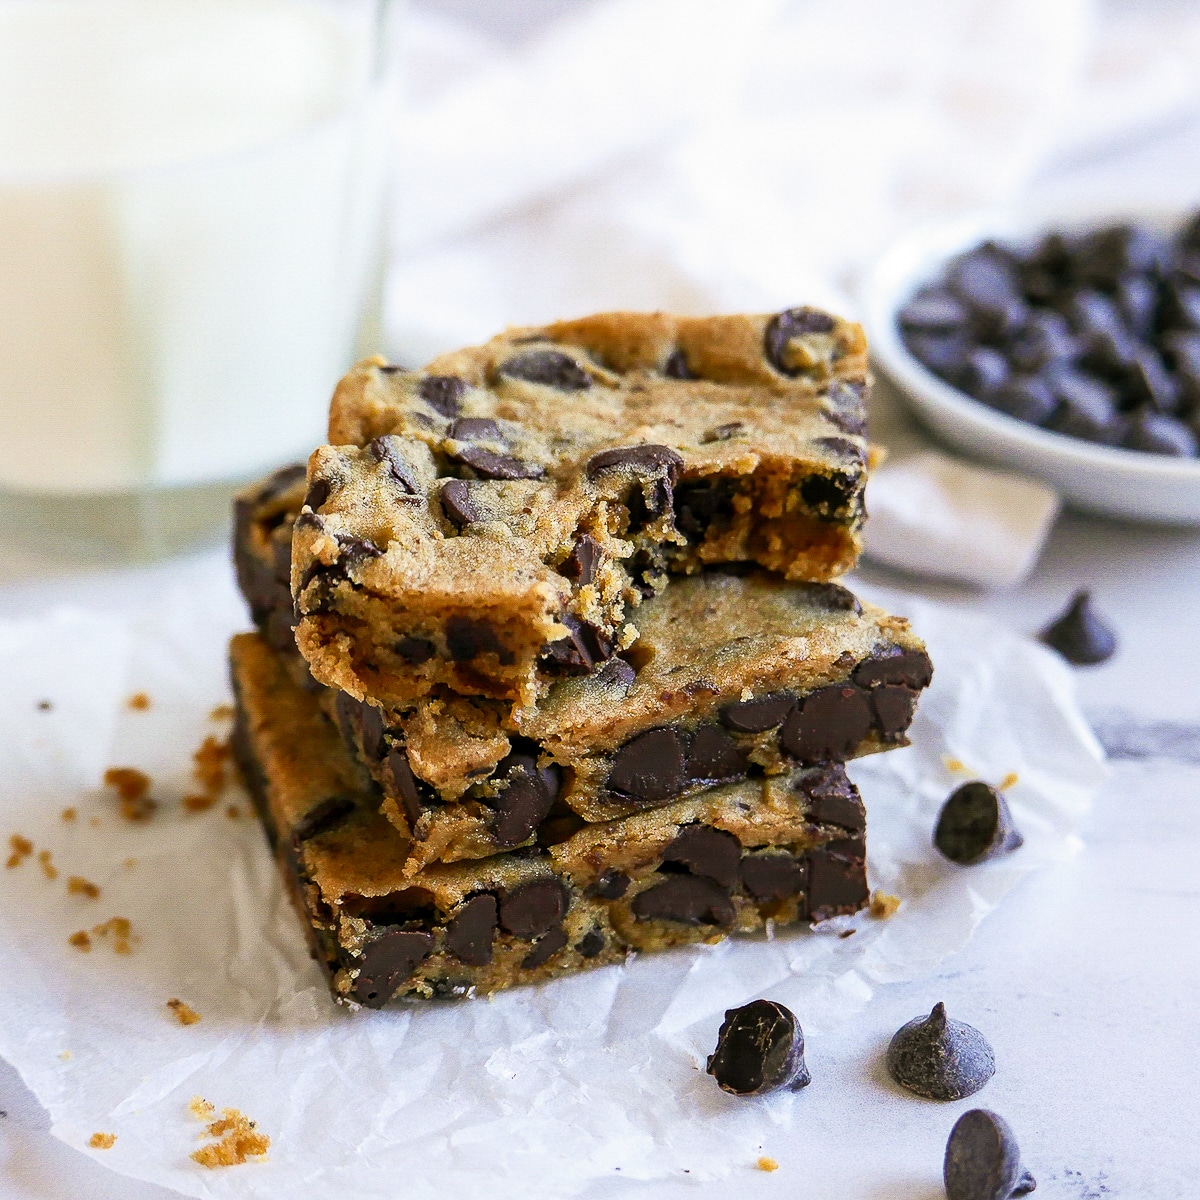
[90,916,136,955]
[189,1097,270,1168]
[68,876,100,899]
[756,1157,779,1172]
[870,891,901,919]
[36,699,52,712]
[998,771,1019,791]
[167,998,202,1026]
[209,704,235,721]
[127,692,151,711]
[37,849,58,880]
[89,1132,116,1150]
[7,834,33,869]
[68,930,92,951]
[184,735,232,812]
[61,807,77,823]
[103,767,156,822]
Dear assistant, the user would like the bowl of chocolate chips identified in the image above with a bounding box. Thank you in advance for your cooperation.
[865,207,1200,523]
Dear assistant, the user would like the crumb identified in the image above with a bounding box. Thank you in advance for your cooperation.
[870,891,902,919]
[209,704,235,721]
[183,794,216,813]
[89,1132,116,1150]
[37,699,52,712]
[5,854,20,869]
[103,767,156,822]
[67,876,100,899]
[226,805,240,819]
[127,692,151,711]
[37,849,58,880]
[167,998,202,1026]
[189,1100,270,1168]
[68,930,92,951]
[756,1157,779,1172]
[123,857,136,869]
[61,807,77,823]
[838,929,855,939]
[89,817,102,828]
[7,834,33,869]
[942,756,970,774]
[92,917,136,955]
[193,735,230,797]
[59,1050,71,1060]
[998,771,1019,791]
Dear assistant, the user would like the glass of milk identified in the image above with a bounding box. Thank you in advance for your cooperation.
[0,0,398,557]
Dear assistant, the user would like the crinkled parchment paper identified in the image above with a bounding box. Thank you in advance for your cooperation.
[0,572,1105,1200]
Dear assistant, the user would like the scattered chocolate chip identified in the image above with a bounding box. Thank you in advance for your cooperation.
[419,374,466,417]
[498,878,569,940]
[944,1110,1036,1200]
[303,478,330,511]
[585,444,685,484]
[806,849,868,920]
[384,747,426,829]
[1039,590,1117,665]
[445,616,508,663]
[799,764,864,831]
[448,417,502,441]
[702,422,745,442]
[350,930,434,1008]
[765,307,837,375]
[663,348,694,379]
[498,349,592,391]
[934,782,1024,865]
[740,853,806,902]
[576,927,606,957]
[631,875,735,926]
[779,685,872,763]
[720,692,795,734]
[887,1002,996,1101]
[440,479,480,527]
[686,724,748,784]
[521,925,568,969]
[706,999,811,1096]
[359,704,387,762]
[444,894,498,966]
[541,614,614,675]
[562,534,601,585]
[586,870,631,900]
[662,824,741,888]
[394,636,436,665]
[369,436,422,497]
[852,648,934,690]
[607,727,687,805]
[490,755,561,848]
[292,794,357,842]
[449,445,545,480]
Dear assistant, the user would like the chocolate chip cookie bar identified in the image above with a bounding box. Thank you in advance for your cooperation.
[231,630,870,1007]
[293,309,869,708]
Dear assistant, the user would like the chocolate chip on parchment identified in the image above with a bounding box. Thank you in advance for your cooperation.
[291,794,357,843]
[806,848,868,921]
[448,417,502,441]
[586,870,630,900]
[1039,590,1117,665]
[630,875,735,926]
[765,307,837,376]
[720,692,795,734]
[740,853,806,903]
[498,878,569,940]
[663,348,694,379]
[449,445,545,480]
[498,349,592,391]
[887,1002,996,1101]
[934,782,1024,866]
[444,894,498,966]
[606,727,687,805]
[489,754,561,848]
[779,685,872,762]
[521,926,568,969]
[706,999,811,1096]
[576,927,606,957]
[440,479,480,527]
[350,930,434,1008]
[394,635,436,665]
[662,824,741,888]
[686,724,748,784]
[562,534,601,585]
[852,647,934,690]
[585,444,684,483]
[419,374,466,418]
[944,1110,1036,1200]
[369,436,422,498]
[445,616,509,663]
[384,747,426,829]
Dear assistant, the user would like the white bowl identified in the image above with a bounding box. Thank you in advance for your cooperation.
[863,207,1200,524]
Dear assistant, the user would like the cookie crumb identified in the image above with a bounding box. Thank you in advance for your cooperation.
[189,1099,269,1168]
[870,891,902,919]
[89,1132,116,1150]
[37,699,53,712]
[103,767,156,822]
[92,916,136,955]
[59,1050,72,1060]
[61,807,77,823]
[168,998,202,1026]
[67,876,100,899]
[183,794,216,813]
[998,771,1019,791]
[838,928,855,938]
[7,834,33,869]
[193,735,230,797]
[127,692,151,711]
[123,857,137,869]
[756,1157,779,1172]
[942,756,969,774]
[68,930,92,951]
[189,1097,216,1121]
[226,805,240,819]
[37,849,58,880]
[209,704,235,720]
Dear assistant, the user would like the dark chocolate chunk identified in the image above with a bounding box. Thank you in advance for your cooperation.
[585,443,684,482]
[798,469,858,519]
[944,1109,1036,1200]
[350,930,434,1008]
[720,691,795,733]
[663,348,694,379]
[334,689,362,750]
[853,647,934,691]
[1075,222,1161,289]
[369,436,422,497]
[562,534,601,585]
[986,375,1058,425]
[540,614,614,675]
[872,684,919,739]
[794,581,863,614]
[887,1002,995,1101]
[498,878,569,939]
[706,999,811,1096]
[384,747,426,830]
[291,794,357,843]
[1161,278,1200,331]
[440,479,480,527]
[799,763,864,831]
[630,875,735,926]
[444,894,498,966]
[419,374,466,417]
[586,870,631,900]
[740,853,806,903]
[764,307,836,375]
[1006,310,1075,373]
[956,347,1009,400]
[490,755,561,848]
[576,927,606,957]
[947,250,1027,340]
[1048,371,1123,445]
[1122,347,1178,414]
[898,290,968,334]
[1116,273,1158,338]
[779,685,872,763]
[816,435,867,464]
[359,704,387,762]
[498,349,592,391]
[336,533,385,566]
[521,925,569,969]
[1038,590,1117,665]
[662,824,741,888]
[394,635,435,665]
[686,724,748,784]
[806,849,868,921]
[593,657,637,691]
[702,422,745,442]
[606,727,687,805]
[303,477,331,511]
[905,331,971,379]
[673,478,736,541]
[445,616,509,663]
[450,445,545,480]
[448,417,502,441]
[1123,409,1198,456]
[934,782,1024,865]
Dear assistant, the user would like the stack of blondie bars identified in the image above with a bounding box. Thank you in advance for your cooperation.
[229,310,932,1008]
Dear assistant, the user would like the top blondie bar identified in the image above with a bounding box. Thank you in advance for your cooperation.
[293,309,869,709]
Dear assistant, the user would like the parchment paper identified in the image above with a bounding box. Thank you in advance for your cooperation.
[0,572,1105,1200]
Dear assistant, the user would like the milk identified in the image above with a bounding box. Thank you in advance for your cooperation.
[0,0,393,494]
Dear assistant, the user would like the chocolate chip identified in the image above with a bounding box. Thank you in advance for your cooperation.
[1047,372,1123,445]
[944,1110,1036,1200]
[947,250,1027,340]
[1122,347,1178,413]
[498,878,569,939]
[662,824,741,888]
[444,894,498,966]
[369,436,421,498]
[498,349,592,391]
[490,754,561,848]
[765,307,837,375]
[384,747,426,829]
[1123,409,1198,456]
[799,470,858,519]
[934,782,1024,865]
[871,684,919,739]
[795,581,863,614]
[740,853,806,902]
[303,478,330,511]
[350,930,434,1008]
[630,875,735,926]
[521,926,568,969]
[585,444,684,483]
[333,690,362,750]
[419,374,466,417]
[359,704,387,762]
[586,870,630,900]
[663,348,694,379]
[441,479,480,527]
[955,346,1009,399]
[448,417,502,441]
[336,533,385,566]
[702,422,745,442]
[394,636,435,665]
[673,478,735,542]
[899,291,969,334]
[292,794,357,842]
[562,534,601,585]
[779,685,872,763]
[449,445,545,480]
[540,614,614,675]
[823,379,868,436]
[905,331,971,379]
[606,727,687,805]
[720,692,795,733]
[987,376,1058,425]
[686,724,748,784]
[887,1002,996,1101]
[445,616,509,663]
[806,849,868,920]
[706,999,811,1096]
[1039,590,1117,665]
[816,435,867,464]
[593,658,636,691]
[799,763,864,831]
[576,927,606,957]
[852,647,934,690]
[1006,309,1075,373]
